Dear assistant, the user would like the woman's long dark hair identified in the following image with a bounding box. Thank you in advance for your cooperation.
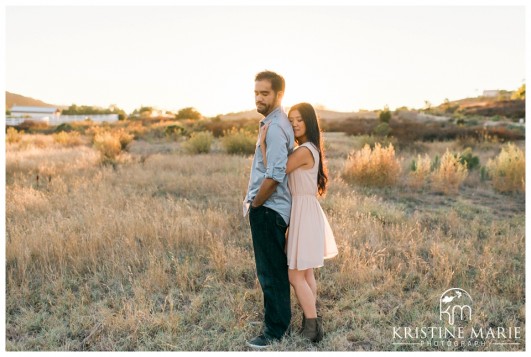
[288,103,329,196]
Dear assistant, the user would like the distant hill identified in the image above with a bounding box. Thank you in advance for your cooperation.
[219,108,376,121]
[6,91,65,109]
[431,96,525,119]
[219,109,262,121]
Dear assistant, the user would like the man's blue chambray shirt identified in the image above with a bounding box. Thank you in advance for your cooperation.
[243,106,295,225]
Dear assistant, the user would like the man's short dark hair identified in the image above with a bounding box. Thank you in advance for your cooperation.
[255,70,285,94]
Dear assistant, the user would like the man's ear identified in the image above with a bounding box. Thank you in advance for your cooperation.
[276,90,284,103]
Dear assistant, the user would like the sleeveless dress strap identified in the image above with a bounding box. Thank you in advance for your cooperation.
[301,142,319,169]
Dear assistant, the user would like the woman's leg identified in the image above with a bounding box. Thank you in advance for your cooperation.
[289,269,317,318]
[305,268,317,300]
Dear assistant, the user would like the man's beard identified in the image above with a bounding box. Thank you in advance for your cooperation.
[256,99,278,115]
[256,102,271,115]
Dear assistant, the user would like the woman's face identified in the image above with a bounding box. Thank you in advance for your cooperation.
[289,109,307,141]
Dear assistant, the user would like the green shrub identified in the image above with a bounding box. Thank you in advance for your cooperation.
[165,124,187,139]
[55,123,75,133]
[221,128,256,155]
[379,107,391,123]
[183,131,213,154]
[373,122,391,137]
[459,147,480,170]
[176,107,202,120]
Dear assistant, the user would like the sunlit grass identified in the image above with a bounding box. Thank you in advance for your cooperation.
[6,132,525,351]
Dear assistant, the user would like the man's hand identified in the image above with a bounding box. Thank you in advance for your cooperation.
[252,178,279,207]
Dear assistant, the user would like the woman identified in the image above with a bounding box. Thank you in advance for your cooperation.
[260,102,338,343]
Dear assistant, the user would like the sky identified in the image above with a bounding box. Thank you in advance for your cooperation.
[5,4,526,116]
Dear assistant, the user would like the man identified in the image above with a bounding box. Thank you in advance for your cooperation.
[243,70,295,349]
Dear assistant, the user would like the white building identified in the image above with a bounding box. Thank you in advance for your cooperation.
[10,106,61,121]
[482,90,500,98]
[7,105,119,126]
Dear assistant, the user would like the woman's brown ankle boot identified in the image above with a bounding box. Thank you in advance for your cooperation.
[302,316,323,343]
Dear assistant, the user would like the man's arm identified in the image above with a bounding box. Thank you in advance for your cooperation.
[251,124,288,207]
[251,178,279,207]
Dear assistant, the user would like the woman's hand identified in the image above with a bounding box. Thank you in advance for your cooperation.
[259,123,269,147]
[260,123,269,167]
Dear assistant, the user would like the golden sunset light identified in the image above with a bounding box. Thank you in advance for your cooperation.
[2,0,528,353]
[5,5,525,116]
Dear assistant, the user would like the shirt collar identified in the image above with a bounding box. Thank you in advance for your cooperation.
[260,106,283,126]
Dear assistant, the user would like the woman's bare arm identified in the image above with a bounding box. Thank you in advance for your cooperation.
[260,123,314,173]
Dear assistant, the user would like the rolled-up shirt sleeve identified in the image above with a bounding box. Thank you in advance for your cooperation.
[264,124,289,183]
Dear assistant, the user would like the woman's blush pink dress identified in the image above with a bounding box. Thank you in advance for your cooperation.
[286,142,338,270]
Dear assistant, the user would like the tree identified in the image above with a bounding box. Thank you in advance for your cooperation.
[512,84,525,100]
[379,105,391,123]
[139,107,153,118]
[176,107,202,120]
[62,103,127,117]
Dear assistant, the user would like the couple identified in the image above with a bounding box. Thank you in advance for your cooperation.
[243,70,338,349]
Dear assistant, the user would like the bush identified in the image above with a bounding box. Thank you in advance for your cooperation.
[125,121,148,139]
[176,107,202,120]
[114,129,134,150]
[459,147,480,170]
[373,122,391,137]
[430,149,468,195]
[183,131,213,154]
[55,123,75,133]
[6,127,23,144]
[93,132,122,164]
[14,120,49,133]
[53,131,82,147]
[486,143,525,193]
[342,143,401,187]
[203,118,258,138]
[379,107,391,123]
[165,124,187,139]
[221,128,256,155]
[408,154,431,189]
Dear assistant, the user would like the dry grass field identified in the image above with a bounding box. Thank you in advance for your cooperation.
[5,130,525,351]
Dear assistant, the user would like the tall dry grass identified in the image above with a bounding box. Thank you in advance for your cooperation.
[430,149,469,195]
[5,132,525,351]
[342,143,401,187]
[408,154,431,189]
[6,127,24,144]
[53,131,83,147]
[486,143,525,193]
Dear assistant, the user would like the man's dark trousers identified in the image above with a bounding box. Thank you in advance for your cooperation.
[249,205,291,340]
